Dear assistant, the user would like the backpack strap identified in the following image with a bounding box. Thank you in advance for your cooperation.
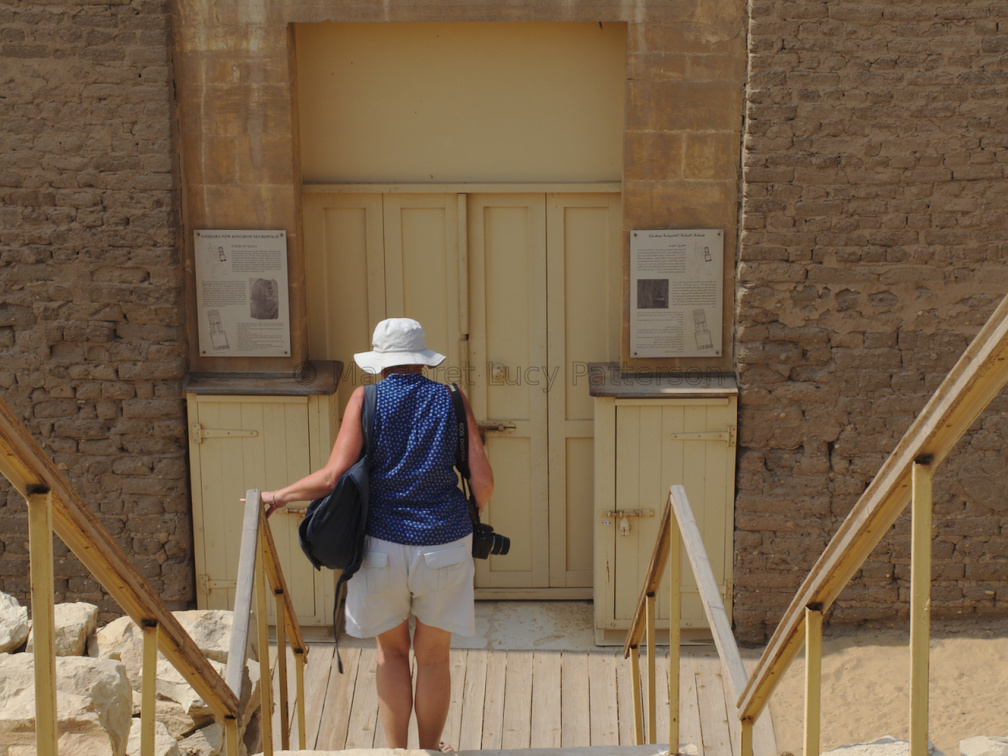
[333,383,377,673]
[447,383,480,525]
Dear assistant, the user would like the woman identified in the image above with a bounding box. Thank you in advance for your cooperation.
[260,318,494,751]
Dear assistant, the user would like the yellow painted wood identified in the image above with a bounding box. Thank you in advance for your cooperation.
[187,394,337,627]
[27,491,57,756]
[804,608,823,756]
[606,393,737,635]
[646,595,657,743]
[532,651,563,747]
[295,650,307,750]
[225,718,240,756]
[295,23,626,184]
[669,513,682,753]
[594,396,618,638]
[910,461,933,756]
[256,529,275,756]
[630,645,644,745]
[741,719,755,756]
[302,191,384,402]
[468,193,550,589]
[679,652,704,752]
[141,622,159,756]
[546,194,621,587]
[275,596,289,750]
[740,290,1008,726]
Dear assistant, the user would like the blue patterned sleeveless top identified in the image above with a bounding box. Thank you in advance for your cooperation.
[365,373,472,545]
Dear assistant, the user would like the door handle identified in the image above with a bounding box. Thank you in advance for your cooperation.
[477,421,517,444]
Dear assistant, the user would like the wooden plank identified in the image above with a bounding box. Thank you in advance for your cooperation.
[459,648,489,752]
[670,485,749,703]
[678,652,704,753]
[0,397,240,720]
[294,643,336,749]
[481,648,508,750]
[317,644,361,750]
[501,649,533,750]
[652,648,670,747]
[695,651,732,756]
[344,645,379,748]
[225,495,260,697]
[562,650,592,748]
[441,648,469,750]
[615,645,638,745]
[587,649,620,746]
[741,291,1008,722]
[531,650,562,748]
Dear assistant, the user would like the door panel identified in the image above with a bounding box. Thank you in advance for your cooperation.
[546,194,621,587]
[468,194,550,587]
[383,194,463,372]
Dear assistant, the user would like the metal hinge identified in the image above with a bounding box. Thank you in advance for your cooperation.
[197,574,237,594]
[190,423,259,445]
[669,426,737,445]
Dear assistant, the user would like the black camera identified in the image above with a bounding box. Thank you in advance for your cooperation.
[472,522,510,559]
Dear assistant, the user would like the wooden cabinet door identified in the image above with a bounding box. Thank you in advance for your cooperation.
[187,394,336,626]
[595,396,737,638]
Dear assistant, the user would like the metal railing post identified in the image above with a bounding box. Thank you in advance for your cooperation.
[910,459,933,756]
[27,489,58,756]
[141,621,160,756]
[804,607,823,756]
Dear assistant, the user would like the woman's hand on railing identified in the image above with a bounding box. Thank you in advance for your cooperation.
[239,491,285,518]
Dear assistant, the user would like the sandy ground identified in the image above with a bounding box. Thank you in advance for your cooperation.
[766,617,1008,756]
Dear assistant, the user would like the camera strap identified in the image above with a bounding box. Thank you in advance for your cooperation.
[447,383,480,525]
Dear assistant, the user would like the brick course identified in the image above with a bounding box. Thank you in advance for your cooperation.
[0,0,190,620]
[736,0,1008,642]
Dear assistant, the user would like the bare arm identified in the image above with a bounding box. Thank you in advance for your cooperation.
[259,386,366,516]
[461,389,494,513]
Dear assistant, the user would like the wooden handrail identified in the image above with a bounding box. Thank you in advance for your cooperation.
[739,290,1008,723]
[0,397,240,720]
[258,493,307,654]
[622,493,673,656]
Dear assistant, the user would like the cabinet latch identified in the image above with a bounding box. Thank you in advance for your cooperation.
[600,509,655,536]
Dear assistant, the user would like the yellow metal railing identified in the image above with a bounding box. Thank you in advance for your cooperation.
[0,397,308,756]
[626,290,1008,756]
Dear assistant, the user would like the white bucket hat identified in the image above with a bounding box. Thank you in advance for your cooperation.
[354,318,446,374]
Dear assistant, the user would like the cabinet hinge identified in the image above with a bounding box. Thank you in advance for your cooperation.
[190,423,259,445]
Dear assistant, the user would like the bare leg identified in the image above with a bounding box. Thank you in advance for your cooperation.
[412,618,453,750]
[375,620,413,748]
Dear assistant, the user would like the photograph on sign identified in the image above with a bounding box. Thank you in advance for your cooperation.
[630,229,723,358]
[193,230,292,358]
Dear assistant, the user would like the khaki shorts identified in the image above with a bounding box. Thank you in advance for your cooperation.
[344,534,475,638]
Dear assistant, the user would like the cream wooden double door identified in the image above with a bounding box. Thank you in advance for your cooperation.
[304,191,621,595]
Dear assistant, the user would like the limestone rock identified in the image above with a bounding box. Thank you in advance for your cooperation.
[178,722,223,756]
[0,591,29,653]
[823,736,946,756]
[126,717,181,756]
[0,653,132,756]
[27,601,99,656]
[961,737,1008,756]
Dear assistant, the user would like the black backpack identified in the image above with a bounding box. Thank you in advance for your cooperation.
[297,383,376,670]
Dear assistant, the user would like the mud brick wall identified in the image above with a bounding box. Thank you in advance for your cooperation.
[735,0,1008,642]
[0,1,190,618]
